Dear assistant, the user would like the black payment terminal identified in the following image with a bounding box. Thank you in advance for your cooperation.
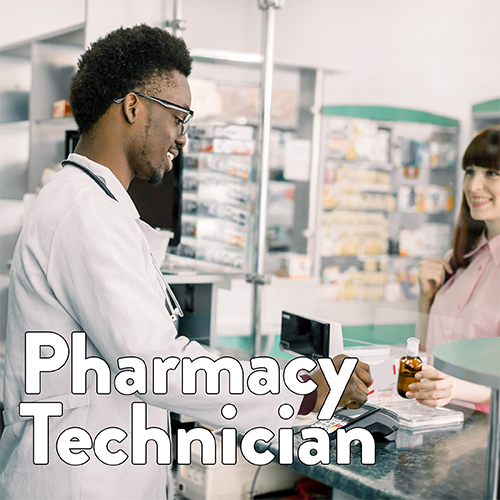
[311,403,399,442]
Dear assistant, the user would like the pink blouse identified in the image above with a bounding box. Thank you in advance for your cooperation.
[426,232,500,354]
[426,233,500,412]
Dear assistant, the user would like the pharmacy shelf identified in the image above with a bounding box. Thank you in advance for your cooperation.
[315,105,460,303]
[472,98,500,136]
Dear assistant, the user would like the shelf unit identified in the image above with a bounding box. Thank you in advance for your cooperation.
[0,45,30,202]
[169,47,336,276]
[472,98,500,136]
[0,25,85,349]
[0,25,85,196]
[180,135,254,269]
[0,25,85,278]
[315,105,460,302]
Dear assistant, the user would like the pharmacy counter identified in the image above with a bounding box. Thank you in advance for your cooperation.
[434,338,499,499]
[265,405,489,500]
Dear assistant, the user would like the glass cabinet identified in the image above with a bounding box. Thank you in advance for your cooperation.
[316,106,460,303]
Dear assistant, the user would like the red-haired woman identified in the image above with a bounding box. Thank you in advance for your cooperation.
[407,126,500,410]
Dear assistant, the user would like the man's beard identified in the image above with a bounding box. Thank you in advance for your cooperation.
[147,167,163,187]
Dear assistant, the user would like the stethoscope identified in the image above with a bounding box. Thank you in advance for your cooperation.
[62,159,184,322]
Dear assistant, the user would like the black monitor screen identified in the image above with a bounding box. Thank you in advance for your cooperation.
[65,130,182,246]
[280,311,330,359]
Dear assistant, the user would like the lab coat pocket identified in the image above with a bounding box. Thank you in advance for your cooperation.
[3,392,91,473]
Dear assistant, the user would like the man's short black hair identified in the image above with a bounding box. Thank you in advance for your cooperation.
[70,24,193,134]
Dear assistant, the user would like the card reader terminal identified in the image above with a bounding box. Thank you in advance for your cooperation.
[310,404,399,442]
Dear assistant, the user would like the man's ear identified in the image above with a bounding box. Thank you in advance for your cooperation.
[121,93,140,124]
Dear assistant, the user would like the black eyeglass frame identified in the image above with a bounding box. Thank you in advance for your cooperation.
[114,93,194,135]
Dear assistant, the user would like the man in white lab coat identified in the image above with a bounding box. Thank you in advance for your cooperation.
[0,25,371,499]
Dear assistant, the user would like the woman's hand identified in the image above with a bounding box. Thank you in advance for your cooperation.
[405,365,454,407]
[418,257,453,304]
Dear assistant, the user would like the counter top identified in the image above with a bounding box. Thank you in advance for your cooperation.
[433,337,500,390]
[270,406,488,500]
[160,254,244,285]
[433,337,499,499]
[161,273,235,285]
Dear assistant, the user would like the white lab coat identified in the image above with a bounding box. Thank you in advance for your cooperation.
[0,154,303,499]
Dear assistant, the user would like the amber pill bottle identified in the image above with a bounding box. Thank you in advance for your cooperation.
[397,337,423,398]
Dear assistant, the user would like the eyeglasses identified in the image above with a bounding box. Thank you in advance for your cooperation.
[114,93,194,135]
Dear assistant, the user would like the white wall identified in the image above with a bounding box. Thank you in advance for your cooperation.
[181,0,500,107]
[0,0,166,48]
[164,0,499,194]
[181,0,262,54]
[0,0,86,47]
[1,0,499,201]
[1,0,498,195]
[1,0,498,148]
[85,0,165,47]
[180,0,500,158]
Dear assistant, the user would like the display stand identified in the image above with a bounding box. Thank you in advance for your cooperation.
[472,98,500,136]
[433,337,500,500]
[178,2,336,356]
[316,105,460,303]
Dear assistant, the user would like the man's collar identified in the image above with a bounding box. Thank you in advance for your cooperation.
[66,153,139,220]
[464,231,500,266]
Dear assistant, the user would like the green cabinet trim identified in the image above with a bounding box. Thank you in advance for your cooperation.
[322,105,459,128]
[472,98,500,114]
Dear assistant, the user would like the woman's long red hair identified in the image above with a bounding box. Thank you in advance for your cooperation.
[450,126,500,271]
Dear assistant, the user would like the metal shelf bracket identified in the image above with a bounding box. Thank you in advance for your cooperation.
[258,0,285,10]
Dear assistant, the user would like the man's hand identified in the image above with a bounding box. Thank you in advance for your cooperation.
[311,354,372,413]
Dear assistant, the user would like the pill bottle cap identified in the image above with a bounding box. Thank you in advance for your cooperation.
[406,337,420,357]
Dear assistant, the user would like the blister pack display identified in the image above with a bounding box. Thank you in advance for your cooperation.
[319,111,459,302]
